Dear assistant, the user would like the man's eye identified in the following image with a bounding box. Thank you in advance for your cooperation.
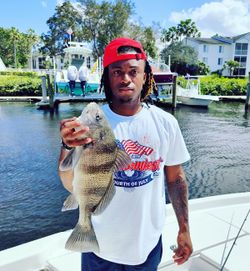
[130,70,138,77]
[113,70,121,76]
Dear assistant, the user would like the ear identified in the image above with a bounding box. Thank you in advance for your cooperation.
[143,72,146,84]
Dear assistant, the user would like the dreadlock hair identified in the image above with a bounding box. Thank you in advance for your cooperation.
[99,46,158,104]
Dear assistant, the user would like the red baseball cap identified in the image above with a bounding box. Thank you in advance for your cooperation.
[103,37,147,68]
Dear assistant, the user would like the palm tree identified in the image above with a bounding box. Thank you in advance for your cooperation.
[223,60,240,76]
[177,19,201,44]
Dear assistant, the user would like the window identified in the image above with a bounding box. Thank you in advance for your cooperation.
[219,45,224,53]
[235,43,248,55]
[234,56,247,76]
[218,58,223,65]
[202,57,208,64]
[203,44,208,53]
[234,56,247,68]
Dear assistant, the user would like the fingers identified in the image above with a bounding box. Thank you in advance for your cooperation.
[173,245,192,265]
[60,117,93,148]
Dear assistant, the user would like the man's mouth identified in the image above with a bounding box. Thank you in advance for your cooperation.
[119,87,133,92]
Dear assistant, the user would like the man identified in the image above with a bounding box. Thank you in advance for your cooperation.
[67,65,78,96]
[78,63,90,96]
[59,37,193,271]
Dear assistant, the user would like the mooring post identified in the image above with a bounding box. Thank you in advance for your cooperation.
[46,74,54,109]
[245,72,250,112]
[41,75,48,102]
[172,75,177,109]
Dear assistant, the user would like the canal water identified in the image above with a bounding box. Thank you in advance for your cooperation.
[0,101,249,250]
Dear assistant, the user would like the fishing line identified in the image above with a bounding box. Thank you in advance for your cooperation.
[220,208,250,271]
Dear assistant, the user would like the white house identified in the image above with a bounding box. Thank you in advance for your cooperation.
[185,32,250,76]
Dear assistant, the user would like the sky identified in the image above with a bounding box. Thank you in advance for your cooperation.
[0,0,250,38]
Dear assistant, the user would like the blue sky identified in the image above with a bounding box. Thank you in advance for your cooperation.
[0,0,249,37]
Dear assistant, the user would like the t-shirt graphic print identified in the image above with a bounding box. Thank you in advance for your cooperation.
[114,139,163,190]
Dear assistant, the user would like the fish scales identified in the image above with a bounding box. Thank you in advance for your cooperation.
[60,102,131,253]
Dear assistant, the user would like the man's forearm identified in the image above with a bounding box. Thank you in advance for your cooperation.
[167,178,189,232]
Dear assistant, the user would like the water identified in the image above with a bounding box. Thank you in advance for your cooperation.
[0,101,249,251]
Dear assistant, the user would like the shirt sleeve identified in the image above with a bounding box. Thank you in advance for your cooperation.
[165,117,190,166]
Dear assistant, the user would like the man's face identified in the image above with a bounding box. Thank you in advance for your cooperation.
[108,59,146,104]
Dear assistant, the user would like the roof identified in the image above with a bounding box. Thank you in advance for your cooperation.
[187,32,250,45]
[231,32,250,42]
[187,37,226,44]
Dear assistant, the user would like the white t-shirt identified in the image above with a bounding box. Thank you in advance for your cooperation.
[78,65,89,81]
[92,103,190,265]
[67,65,77,81]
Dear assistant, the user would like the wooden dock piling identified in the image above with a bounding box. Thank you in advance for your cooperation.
[245,72,250,113]
[172,75,177,109]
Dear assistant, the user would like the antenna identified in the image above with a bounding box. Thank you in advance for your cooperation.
[220,209,250,271]
[220,212,234,266]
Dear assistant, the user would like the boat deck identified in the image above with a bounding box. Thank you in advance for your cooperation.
[0,192,249,271]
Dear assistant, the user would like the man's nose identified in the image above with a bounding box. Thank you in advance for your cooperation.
[121,73,131,83]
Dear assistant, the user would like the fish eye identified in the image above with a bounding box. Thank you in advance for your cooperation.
[96,114,101,121]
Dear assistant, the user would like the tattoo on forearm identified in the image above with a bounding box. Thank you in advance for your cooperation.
[167,178,189,231]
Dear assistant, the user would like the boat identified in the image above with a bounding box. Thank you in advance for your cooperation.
[55,69,100,96]
[176,76,219,107]
[1,192,249,271]
[150,62,219,108]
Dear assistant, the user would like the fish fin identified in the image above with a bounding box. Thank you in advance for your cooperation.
[65,222,99,253]
[59,147,83,171]
[61,194,79,212]
[93,179,115,215]
[113,148,131,172]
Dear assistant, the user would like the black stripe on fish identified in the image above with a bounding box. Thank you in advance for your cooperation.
[94,143,116,155]
[84,186,108,196]
[83,161,115,174]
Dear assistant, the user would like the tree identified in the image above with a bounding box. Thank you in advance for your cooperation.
[223,60,240,76]
[160,42,199,75]
[161,26,179,44]
[77,0,134,58]
[161,19,200,44]
[40,1,82,57]
[178,19,201,44]
[0,27,39,68]
[123,21,158,59]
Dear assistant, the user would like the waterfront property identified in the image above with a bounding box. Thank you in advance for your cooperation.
[185,32,250,76]
[31,41,96,70]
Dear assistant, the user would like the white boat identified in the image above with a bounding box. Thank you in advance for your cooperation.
[177,76,219,108]
[1,192,249,271]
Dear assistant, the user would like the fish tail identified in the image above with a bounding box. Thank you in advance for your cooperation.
[65,221,99,253]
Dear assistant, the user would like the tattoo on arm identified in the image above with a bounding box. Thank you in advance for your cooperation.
[167,178,189,232]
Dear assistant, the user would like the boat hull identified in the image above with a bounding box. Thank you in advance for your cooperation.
[177,95,215,107]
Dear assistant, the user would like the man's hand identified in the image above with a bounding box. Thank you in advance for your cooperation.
[173,230,193,265]
[60,117,93,148]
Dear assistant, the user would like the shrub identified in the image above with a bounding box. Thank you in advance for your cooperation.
[0,74,42,96]
[200,76,247,96]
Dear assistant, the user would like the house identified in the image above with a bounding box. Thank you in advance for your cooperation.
[185,32,250,76]
[32,41,95,71]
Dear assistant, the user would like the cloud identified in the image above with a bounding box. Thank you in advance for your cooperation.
[56,0,65,6]
[169,0,250,37]
[41,1,47,8]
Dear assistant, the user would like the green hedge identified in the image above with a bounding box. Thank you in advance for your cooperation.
[0,71,39,77]
[0,72,42,96]
[178,75,247,96]
[200,76,247,96]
